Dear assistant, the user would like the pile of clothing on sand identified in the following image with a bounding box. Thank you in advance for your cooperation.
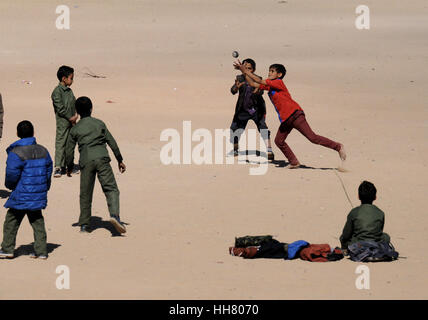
[229,235,399,263]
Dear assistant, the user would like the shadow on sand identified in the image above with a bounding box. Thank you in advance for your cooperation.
[72,216,129,237]
[240,150,336,170]
[272,159,335,171]
[14,243,61,258]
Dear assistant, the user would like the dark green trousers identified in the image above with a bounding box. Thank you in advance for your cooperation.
[55,119,71,168]
[79,158,120,226]
[1,209,47,256]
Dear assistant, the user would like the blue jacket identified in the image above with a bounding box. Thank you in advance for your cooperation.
[4,137,53,211]
[287,240,309,259]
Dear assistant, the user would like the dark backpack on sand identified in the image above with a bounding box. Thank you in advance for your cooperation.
[234,235,274,248]
[348,241,399,262]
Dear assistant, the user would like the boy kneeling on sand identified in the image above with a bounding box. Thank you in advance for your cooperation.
[0,121,53,259]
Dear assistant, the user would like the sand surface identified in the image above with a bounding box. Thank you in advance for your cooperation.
[0,0,427,299]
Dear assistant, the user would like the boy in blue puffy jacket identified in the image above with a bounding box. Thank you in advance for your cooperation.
[0,121,53,259]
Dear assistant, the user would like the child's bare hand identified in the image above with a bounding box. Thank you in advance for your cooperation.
[233,60,244,72]
[235,80,245,89]
[118,162,126,173]
[69,113,78,125]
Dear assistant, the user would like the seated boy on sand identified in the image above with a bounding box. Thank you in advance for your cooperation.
[339,181,391,253]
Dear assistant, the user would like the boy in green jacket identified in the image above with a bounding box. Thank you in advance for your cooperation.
[51,65,79,177]
[65,96,127,234]
[340,181,391,252]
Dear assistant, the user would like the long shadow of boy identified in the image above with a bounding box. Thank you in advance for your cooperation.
[72,217,129,237]
[14,243,61,258]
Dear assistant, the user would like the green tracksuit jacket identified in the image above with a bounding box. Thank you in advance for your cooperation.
[51,83,76,167]
[340,204,390,249]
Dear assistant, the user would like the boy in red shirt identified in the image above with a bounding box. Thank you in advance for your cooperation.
[234,61,346,168]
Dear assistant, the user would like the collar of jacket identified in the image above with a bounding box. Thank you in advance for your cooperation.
[6,137,36,154]
[59,83,71,91]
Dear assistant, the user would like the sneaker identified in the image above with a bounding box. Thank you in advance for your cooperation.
[80,224,92,233]
[0,249,14,259]
[110,216,126,234]
[29,253,48,260]
[72,164,80,175]
[268,151,275,161]
[54,167,62,178]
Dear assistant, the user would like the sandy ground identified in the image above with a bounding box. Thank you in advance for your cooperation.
[0,0,427,299]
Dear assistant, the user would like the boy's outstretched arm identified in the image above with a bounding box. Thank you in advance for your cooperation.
[233,60,268,87]
[105,126,126,173]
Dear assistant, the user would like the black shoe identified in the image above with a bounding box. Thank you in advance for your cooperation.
[110,216,126,234]
[80,225,92,233]
[60,167,67,175]
[233,143,239,157]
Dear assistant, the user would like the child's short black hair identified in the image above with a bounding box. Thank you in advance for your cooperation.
[75,96,93,117]
[358,181,377,204]
[269,64,287,79]
[57,65,74,81]
[242,58,256,71]
[17,120,34,138]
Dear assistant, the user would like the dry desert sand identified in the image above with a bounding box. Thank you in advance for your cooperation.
[0,0,427,299]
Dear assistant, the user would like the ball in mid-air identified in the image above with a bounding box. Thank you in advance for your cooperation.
[232,51,239,58]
